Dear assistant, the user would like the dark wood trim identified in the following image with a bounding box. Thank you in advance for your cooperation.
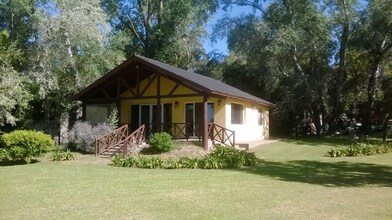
[136,66,140,96]
[85,98,119,104]
[140,74,157,97]
[136,58,212,94]
[202,95,209,151]
[116,79,121,97]
[159,74,202,95]
[120,77,136,97]
[168,82,180,96]
[122,93,202,99]
[84,93,204,104]
[156,73,161,132]
[102,89,110,98]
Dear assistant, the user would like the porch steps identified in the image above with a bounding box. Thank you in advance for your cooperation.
[98,142,148,158]
[98,145,123,158]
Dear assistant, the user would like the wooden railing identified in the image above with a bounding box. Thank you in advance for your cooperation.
[122,124,145,155]
[208,123,235,147]
[95,124,128,156]
[146,123,202,140]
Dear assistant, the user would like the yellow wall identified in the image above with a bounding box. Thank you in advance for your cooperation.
[119,74,226,127]
[118,73,269,142]
[120,74,198,98]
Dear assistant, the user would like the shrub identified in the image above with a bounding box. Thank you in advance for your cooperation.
[68,121,112,153]
[326,142,392,157]
[0,148,9,161]
[148,132,174,153]
[107,107,119,129]
[112,145,261,169]
[207,145,261,168]
[1,130,53,163]
[52,149,75,161]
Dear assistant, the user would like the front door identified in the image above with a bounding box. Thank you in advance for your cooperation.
[185,103,214,137]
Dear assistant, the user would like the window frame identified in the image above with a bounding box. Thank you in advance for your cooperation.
[231,103,244,125]
[258,109,263,126]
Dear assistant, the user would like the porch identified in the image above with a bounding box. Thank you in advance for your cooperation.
[95,122,235,157]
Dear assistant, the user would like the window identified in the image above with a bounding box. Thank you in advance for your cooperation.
[86,103,116,124]
[258,109,263,125]
[231,103,243,124]
[207,103,214,123]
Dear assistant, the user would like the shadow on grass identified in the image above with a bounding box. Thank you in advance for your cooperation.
[281,136,353,147]
[0,159,40,167]
[240,160,392,187]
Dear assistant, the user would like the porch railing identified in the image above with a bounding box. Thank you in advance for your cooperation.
[122,124,145,155]
[95,124,128,156]
[208,123,235,147]
[143,122,235,147]
[145,123,202,140]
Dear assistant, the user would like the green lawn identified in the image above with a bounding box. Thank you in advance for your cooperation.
[1,138,392,219]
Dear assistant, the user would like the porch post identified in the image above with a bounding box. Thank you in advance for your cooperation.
[203,95,209,151]
[156,73,161,132]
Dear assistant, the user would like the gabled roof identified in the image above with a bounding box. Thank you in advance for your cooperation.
[74,55,274,107]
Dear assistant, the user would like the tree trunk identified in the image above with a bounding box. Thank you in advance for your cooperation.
[382,113,391,142]
[362,60,381,133]
[311,103,322,135]
[329,0,349,133]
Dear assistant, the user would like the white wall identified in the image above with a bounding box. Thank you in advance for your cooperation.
[225,100,269,143]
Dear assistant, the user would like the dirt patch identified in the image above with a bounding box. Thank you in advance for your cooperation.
[158,141,207,159]
[131,140,208,159]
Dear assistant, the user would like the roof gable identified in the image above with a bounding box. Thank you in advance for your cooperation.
[74,55,274,107]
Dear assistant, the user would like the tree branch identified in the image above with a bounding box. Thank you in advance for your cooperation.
[126,15,145,48]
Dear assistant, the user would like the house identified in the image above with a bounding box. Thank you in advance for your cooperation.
[74,55,274,151]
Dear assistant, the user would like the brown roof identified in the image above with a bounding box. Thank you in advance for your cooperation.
[74,55,274,107]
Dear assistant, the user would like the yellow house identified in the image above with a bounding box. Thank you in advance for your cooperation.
[74,55,274,150]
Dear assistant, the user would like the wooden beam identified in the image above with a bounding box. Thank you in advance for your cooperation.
[160,74,203,95]
[156,74,161,132]
[203,95,209,151]
[122,93,202,99]
[84,98,119,104]
[137,61,210,94]
[117,79,121,97]
[102,89,110,98]
[120,77,136,97]
[140,74,156,97]
[84,93,203,103]
[136,66,140,96]
[168,82,180,96]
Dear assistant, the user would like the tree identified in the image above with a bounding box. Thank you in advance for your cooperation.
[0,31,31,127]
[380,72,392,141]
[217,0,332,135]
[323,0,360,132]
[102,0,218,69]
[351,0,392,133]
[26,0,124,121]
[0,0,41,66]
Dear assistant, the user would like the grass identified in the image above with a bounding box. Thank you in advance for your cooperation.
[1,138,392,219]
